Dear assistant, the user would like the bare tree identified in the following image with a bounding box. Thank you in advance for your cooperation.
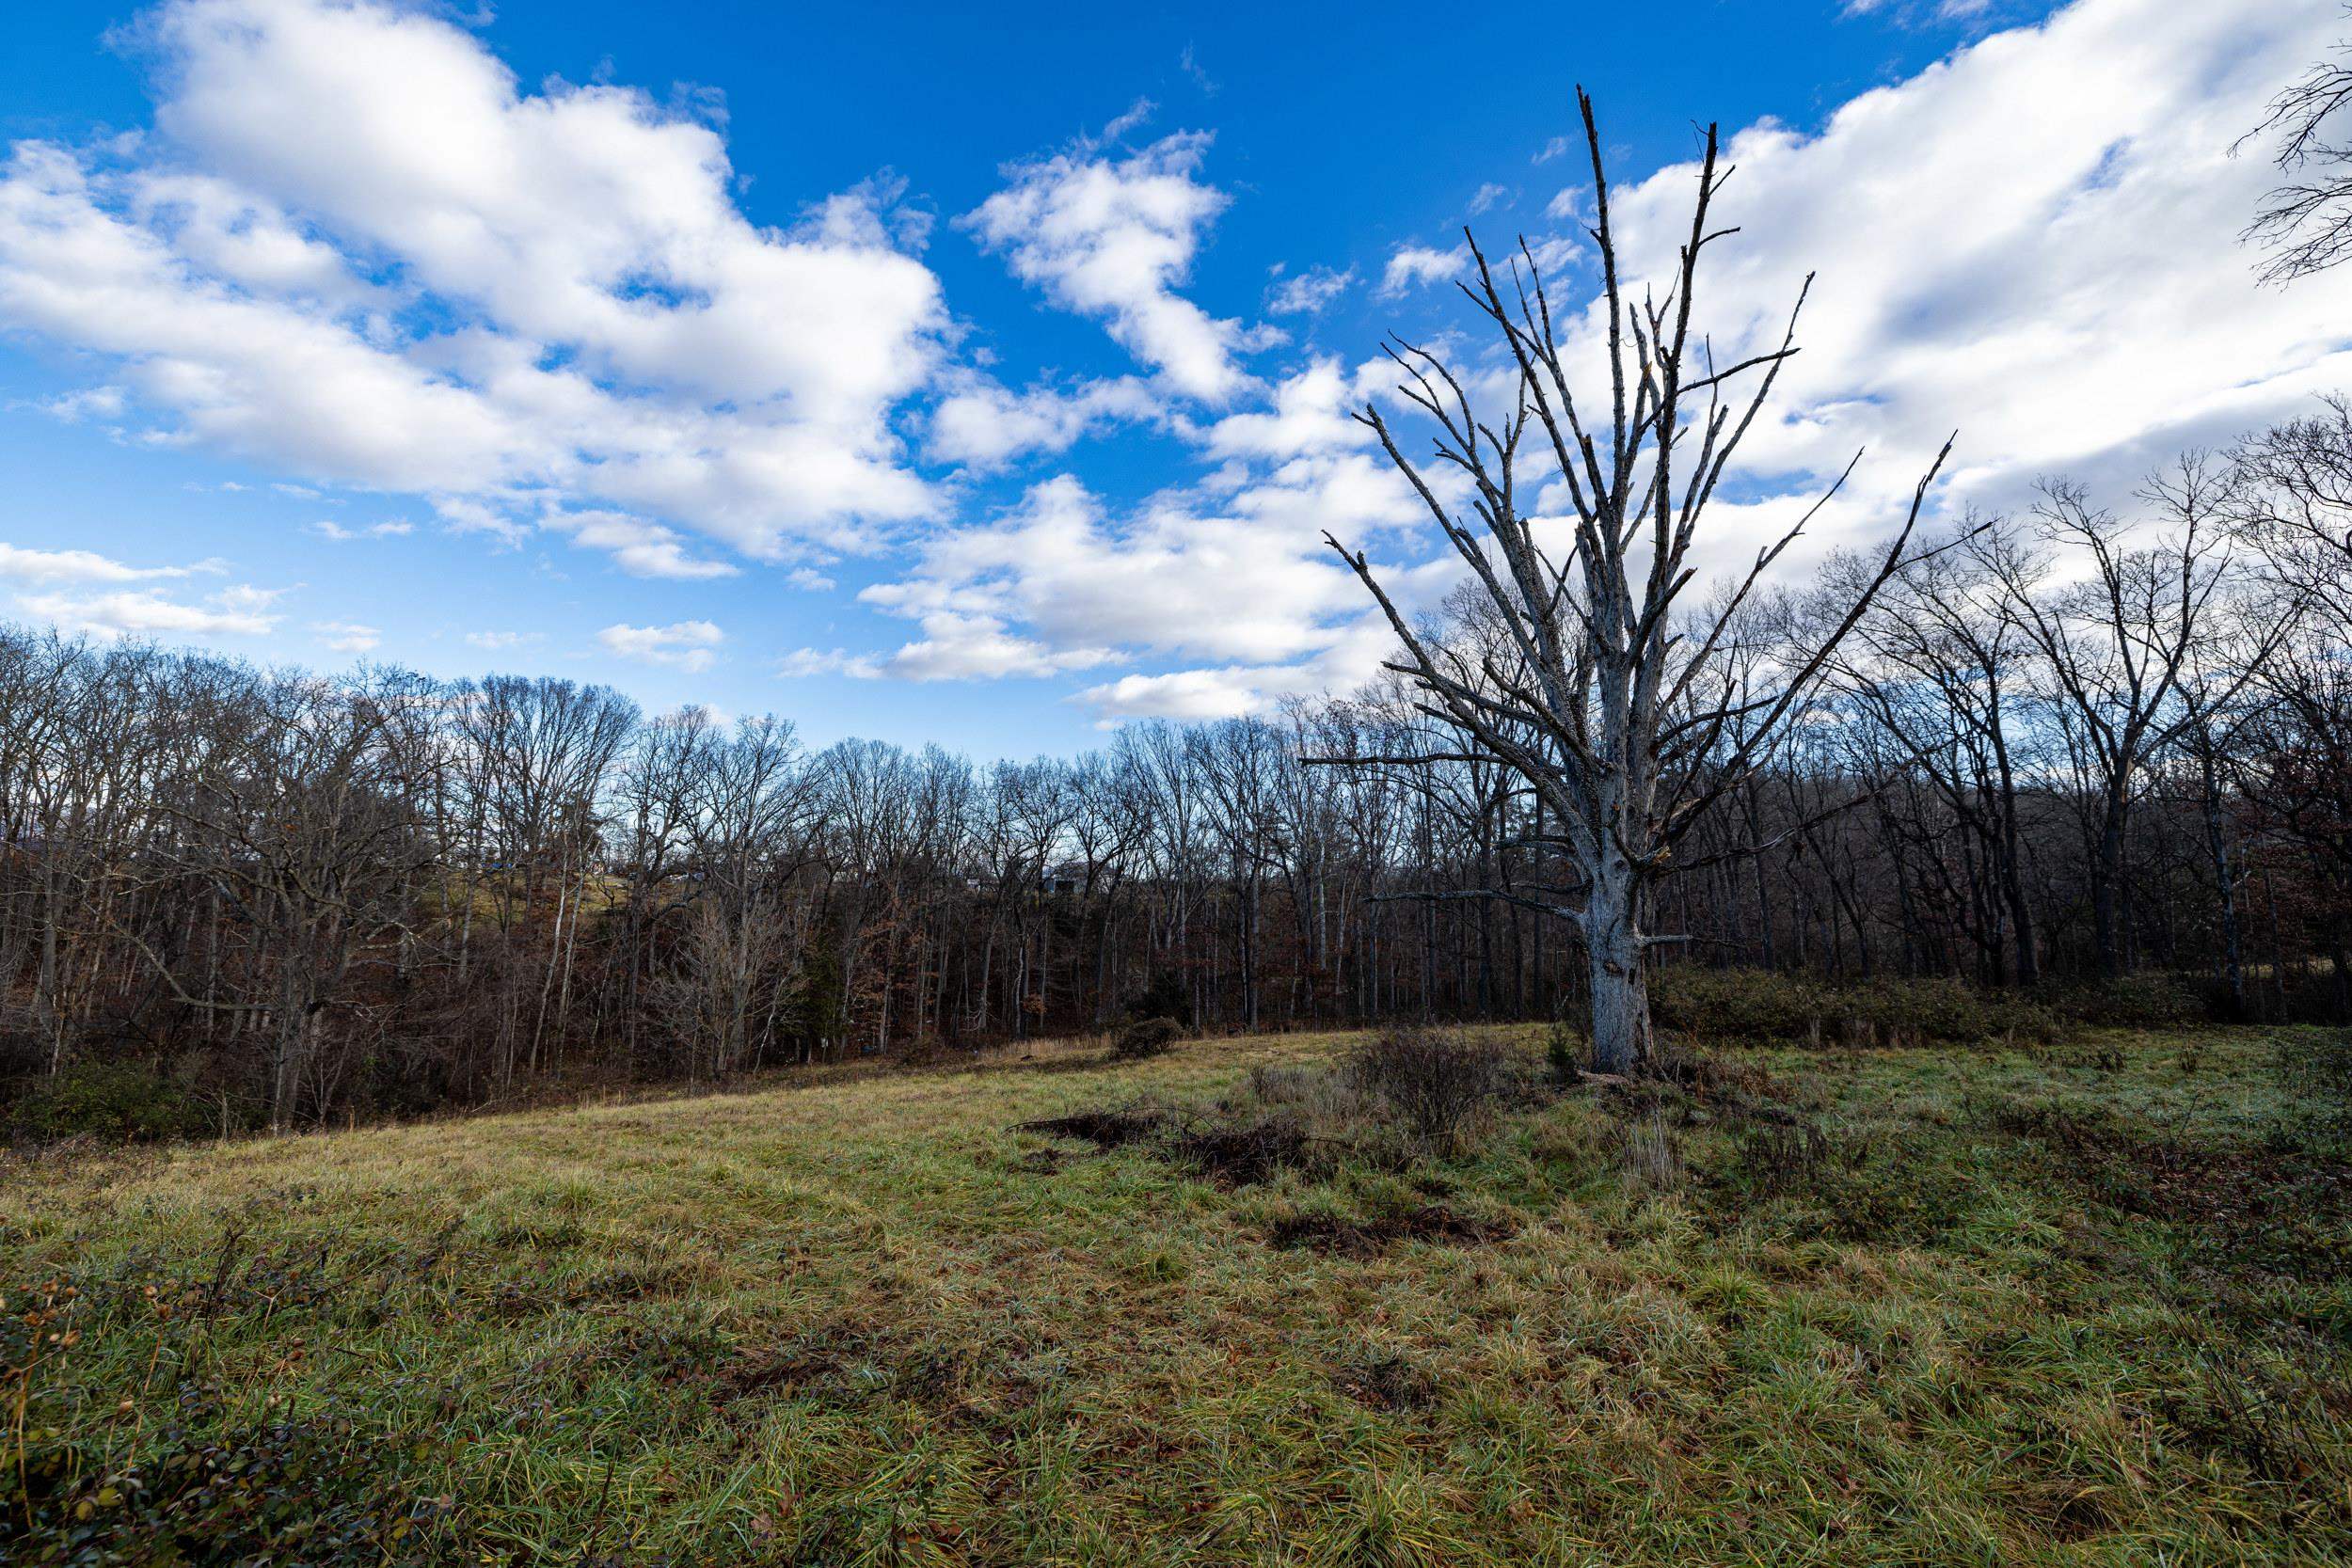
[2233,394,2352,623]
[2244,16,2352,284]
[1323,93,1950,1073]
[1840,521,2045,986]
[1993,459,2287,981]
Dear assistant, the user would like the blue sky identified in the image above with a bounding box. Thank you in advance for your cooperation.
[0,0,2343,754]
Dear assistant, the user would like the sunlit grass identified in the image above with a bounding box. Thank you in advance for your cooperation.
[6,1024,2348,1564]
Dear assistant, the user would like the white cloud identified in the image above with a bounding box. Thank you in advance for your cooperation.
[962,131,1254,403]
[1569,0,2352,560]
[537,509,736,579]
[926,372,1163,467]
[1533,136,1572,165]
[0,542,219,584]
[1265,264,1354,316]
[0,0,952,580]
[24,385,126,423]
[777,646,881,678]
[1379,244,1467,296]
[786,567,836,592]
[309,518,411,541]
[597,619,723,672]
[463,628,540,650]
[311,618,378,652]
[1467,182,1510,216]
[20,582,280,639]
[856,386,1439,705]
[432,496,530,548]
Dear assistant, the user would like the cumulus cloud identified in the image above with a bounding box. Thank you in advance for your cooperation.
[1265,263,1355,317]
[1559,0,2352,570]
[0,0,950,578]
[536,510,736,579]
[0,545,278,651]
[21,582,281,639]
[24,386,127,423]
[1379,243,1467,296]
[597,619,723,672]
[926,372,1163,468]
[855,381,1441,703]
[962,131,1255,403]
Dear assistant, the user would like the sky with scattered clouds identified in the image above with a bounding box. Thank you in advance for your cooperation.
[0,0,2345,752]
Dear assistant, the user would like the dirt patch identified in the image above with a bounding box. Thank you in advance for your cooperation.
[1015,1102,1317,1184]
[1171,1115,1315,1185]
[1017,1106,1170,1147]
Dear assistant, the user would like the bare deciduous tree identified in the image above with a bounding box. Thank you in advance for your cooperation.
[2244,16,2352,284]
[1323,93,1950,1074]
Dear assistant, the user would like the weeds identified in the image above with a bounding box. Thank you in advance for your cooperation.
[1344,1024,1520,1151]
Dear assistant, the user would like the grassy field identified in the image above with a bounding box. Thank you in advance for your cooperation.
[6,1023,2351,1565]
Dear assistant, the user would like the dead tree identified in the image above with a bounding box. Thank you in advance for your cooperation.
[1323,91,1950,1074]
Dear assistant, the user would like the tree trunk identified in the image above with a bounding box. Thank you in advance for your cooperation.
[1585,862,1650,1075]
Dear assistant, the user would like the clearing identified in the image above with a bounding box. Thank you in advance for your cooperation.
[6,1025,2350,1564]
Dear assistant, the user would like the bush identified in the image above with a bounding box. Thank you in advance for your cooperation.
[1839,976,2060,1048]
[2043,974,2206,1030]
[1648,966,2061,1048]
[1345,1025,1516,1149]
[1649,968,1829,1042]
[9,1060,209,1144]
[1110,1016,1184,1061]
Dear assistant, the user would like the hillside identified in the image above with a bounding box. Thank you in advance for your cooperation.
[7,1025,2350,1565]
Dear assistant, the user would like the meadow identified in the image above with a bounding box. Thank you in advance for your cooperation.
[6,1022,2349,1565]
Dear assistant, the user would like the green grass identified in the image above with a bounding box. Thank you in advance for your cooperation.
[6,1024,2351,1564]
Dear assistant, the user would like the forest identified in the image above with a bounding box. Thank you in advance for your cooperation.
[3,395,2346,1135]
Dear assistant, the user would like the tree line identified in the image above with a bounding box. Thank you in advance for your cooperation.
[0,395,2345,1131]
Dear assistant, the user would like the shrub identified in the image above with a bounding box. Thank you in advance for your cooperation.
[1839,977,2061,1048]
[1649,967,1828,1042]
[9,1060,209,1144]
[1545,1008,1582,1084]
[1345,1025,1516,1149]
[1648,966,2061,1048]
[1110,1016,1184,1061]
[2043,974,2206,1030]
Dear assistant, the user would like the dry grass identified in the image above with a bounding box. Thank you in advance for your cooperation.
[6,1023,2350,1563]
